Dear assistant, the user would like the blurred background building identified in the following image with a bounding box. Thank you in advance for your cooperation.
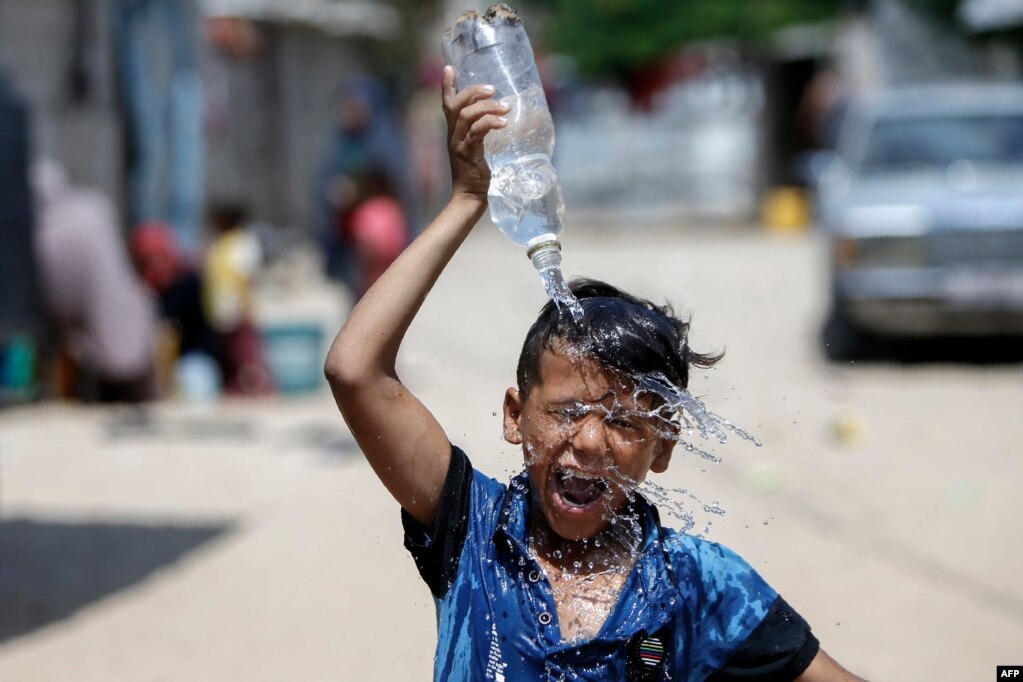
[1,0,1019,233]
[0,0,1021,395]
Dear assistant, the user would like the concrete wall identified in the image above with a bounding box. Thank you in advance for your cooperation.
[0,0,375,234]
[203,25,372,231]
[867,0,1022,87]
[556,68,765,222]
[0,0,124,209]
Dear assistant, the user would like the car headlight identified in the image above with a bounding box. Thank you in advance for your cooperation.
[834,205,930,269]
[833,234,926,268]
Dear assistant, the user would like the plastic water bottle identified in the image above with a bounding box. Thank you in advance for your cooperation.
[442,4,565,275]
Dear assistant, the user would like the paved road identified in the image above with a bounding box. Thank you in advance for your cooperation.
[1,224,1021,681]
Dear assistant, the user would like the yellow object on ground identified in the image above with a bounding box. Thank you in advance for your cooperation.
[831,407,869,447]
[762,186,810,233]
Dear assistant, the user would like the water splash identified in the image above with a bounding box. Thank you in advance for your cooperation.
[517,368,756,538]
[539,266,585,325]
[635,372,762,448]
[527,503,642,643]
[635,477,697,534]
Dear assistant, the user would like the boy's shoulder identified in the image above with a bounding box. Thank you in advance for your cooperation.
[468,464,509,506]
[464,462,512,531]
[660,524,733,563]
[657,517,773,598]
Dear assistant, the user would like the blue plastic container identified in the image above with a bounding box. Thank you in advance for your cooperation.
[261,323,325,394]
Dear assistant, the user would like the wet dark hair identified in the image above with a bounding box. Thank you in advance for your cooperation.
[516,279,722,398]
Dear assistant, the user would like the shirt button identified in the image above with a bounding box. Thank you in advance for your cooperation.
[528,570,541,583]
[538,612,552,625]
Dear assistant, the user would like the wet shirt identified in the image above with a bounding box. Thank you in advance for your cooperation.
[402,447,819,681]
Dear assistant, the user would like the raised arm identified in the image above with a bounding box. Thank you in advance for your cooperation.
[324,67,508,529]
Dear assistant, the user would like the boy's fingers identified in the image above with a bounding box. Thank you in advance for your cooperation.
[452,99,509,142]
[441,65,457,114]
[465,114,508,144]
[445,83,497,127]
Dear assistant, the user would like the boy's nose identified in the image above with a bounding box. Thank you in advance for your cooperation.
[569,413,609,457]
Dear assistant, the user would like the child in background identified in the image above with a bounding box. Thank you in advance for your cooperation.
[348,169,409,296]
[131,221,218,362]
[204,204,272,395]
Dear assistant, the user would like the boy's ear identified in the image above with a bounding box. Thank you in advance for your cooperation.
[503,387,523,444]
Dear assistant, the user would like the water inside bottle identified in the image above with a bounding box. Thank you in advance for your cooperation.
[484,87,554,165]
[489,161,564,244]
[485,86,564,246]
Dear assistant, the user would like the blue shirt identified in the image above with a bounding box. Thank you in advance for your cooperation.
[403,448,817,681]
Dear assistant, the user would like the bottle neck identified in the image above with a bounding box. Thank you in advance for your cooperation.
[527,238,562,272]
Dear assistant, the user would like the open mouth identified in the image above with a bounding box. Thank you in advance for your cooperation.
[555,468,609,508]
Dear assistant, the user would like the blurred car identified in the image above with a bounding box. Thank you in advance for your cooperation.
[812,83,1023,358]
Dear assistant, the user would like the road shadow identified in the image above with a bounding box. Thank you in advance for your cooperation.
[0,518,231,644]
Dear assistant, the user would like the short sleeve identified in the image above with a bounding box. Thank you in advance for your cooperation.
[708,597,819,681]
[695,543,817,681]
[400,445,472,598]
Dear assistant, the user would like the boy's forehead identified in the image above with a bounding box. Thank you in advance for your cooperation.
[534,348,631,400]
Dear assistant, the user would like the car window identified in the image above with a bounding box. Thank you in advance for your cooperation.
[860,114,1023,173]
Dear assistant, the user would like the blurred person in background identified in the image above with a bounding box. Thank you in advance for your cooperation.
[130,221,219,394]
[407,59,450,223]
[348,169,409,297]
[31,160,157,403]
[317,75,413,300]
[795,61,850,153]
[204,203,273,395]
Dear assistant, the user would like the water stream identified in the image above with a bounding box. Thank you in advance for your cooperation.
[538,265,585,325]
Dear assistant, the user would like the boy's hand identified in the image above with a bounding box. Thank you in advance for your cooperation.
[442,65,509,203]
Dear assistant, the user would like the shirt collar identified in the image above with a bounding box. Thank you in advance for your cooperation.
[494,471,665,547]
[493,472,680,641]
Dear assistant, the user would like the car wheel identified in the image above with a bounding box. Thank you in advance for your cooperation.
[821,304,878,362]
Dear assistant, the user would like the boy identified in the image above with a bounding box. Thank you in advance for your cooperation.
[325,67,863,681]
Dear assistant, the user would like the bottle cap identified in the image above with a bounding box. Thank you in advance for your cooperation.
[525,233,561,259]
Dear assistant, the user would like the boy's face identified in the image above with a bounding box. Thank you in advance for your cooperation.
[503,348,676,541]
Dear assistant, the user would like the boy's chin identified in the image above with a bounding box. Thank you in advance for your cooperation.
[540,498,620,543]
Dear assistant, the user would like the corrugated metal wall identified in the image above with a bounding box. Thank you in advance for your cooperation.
[203,25,372,231]
[0,0,374,234]
[0,0,124,211]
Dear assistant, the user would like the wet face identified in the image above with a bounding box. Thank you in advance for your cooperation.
[503,348,676,542]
